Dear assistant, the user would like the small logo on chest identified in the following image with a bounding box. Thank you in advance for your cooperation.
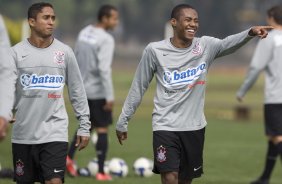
[54,51,65,65]
[192,42,202,55]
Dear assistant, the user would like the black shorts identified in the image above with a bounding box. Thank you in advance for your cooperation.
[153,128,205,180]
[88,99,113,128]
[264,104,282,136]
[12,142,68,183]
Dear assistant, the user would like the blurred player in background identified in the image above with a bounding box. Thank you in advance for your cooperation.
[116,4,272,184]
[66,5,119,180]
[6,2,91,184]
[237,5,282,184]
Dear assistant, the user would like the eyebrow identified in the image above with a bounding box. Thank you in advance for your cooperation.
[184,16,198,19]
[43,14,55,17]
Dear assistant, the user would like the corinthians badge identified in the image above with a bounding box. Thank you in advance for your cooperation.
[156,145,167,162]
[54,51,65,65]
[15,159,24,176]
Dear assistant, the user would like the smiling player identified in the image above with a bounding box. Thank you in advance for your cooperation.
[116,4,272,184]
[6,2,91,184]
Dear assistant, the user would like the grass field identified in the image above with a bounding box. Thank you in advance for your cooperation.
[0,65,282,184]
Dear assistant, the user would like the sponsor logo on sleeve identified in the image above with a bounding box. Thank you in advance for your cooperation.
[54,51,65,65]
[163,63,206,87]
[20,74,65,90]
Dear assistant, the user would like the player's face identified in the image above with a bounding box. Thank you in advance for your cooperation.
[105,10,119,30]
[29,7,56,38]
[172,8,199,42]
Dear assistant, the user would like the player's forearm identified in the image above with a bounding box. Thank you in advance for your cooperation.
[116,45,155,132]
[68,84,91,135]
[0,83,14,121]
[66,51,91,136]
[0,48,17,121]
[216,29,253,58]
[76,115,91,137]
[116,82,146,132]
[237,67,261,98]
[0,76,16,121]
[116,114,129,132]
[100,70,114,101]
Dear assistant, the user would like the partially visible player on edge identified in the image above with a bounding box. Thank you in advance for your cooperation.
[0,13,11,47]
[0,12,14,179]
[6,2,91,184]
[237,5,282,184]
[0,14,12,141]
[0,49,13,141]
[0,47,15,179]
[66,5,119,181]
[116,4,272,184]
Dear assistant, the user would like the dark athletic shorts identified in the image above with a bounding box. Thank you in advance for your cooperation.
[88,99,113,128]
[153,128,205,180]
[264,104,282,136]
[12,142,68,183]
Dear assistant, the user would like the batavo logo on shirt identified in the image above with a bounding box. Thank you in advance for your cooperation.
[163,63,206,86]
[20,74,65,90]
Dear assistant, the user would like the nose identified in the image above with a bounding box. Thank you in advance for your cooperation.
[189,21,196,27]
[48,18,55,25]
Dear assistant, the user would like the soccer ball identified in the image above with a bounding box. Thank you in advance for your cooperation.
[133,157,154,177]
[87,158,110,176]
[91,132,98,145]
[108,158,128,177]
[77,167,91,177]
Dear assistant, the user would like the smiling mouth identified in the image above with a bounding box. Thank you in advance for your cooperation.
[186,29,196,33]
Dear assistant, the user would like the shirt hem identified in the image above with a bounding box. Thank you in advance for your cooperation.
[152,123,207,132]
[11,138,68,144]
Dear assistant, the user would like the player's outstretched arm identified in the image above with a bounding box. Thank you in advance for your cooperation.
[213,26,273,59]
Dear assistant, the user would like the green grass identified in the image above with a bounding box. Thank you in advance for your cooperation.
[1,67,281,184]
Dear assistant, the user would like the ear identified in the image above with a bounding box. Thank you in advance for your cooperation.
[101,16,109,24]
[28,18,35,27]
[170,18,177,28]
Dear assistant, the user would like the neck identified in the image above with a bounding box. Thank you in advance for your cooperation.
[95,22,107,30]
[274,25,282,31]
[170,35,192,48]
[28,33,53,48]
